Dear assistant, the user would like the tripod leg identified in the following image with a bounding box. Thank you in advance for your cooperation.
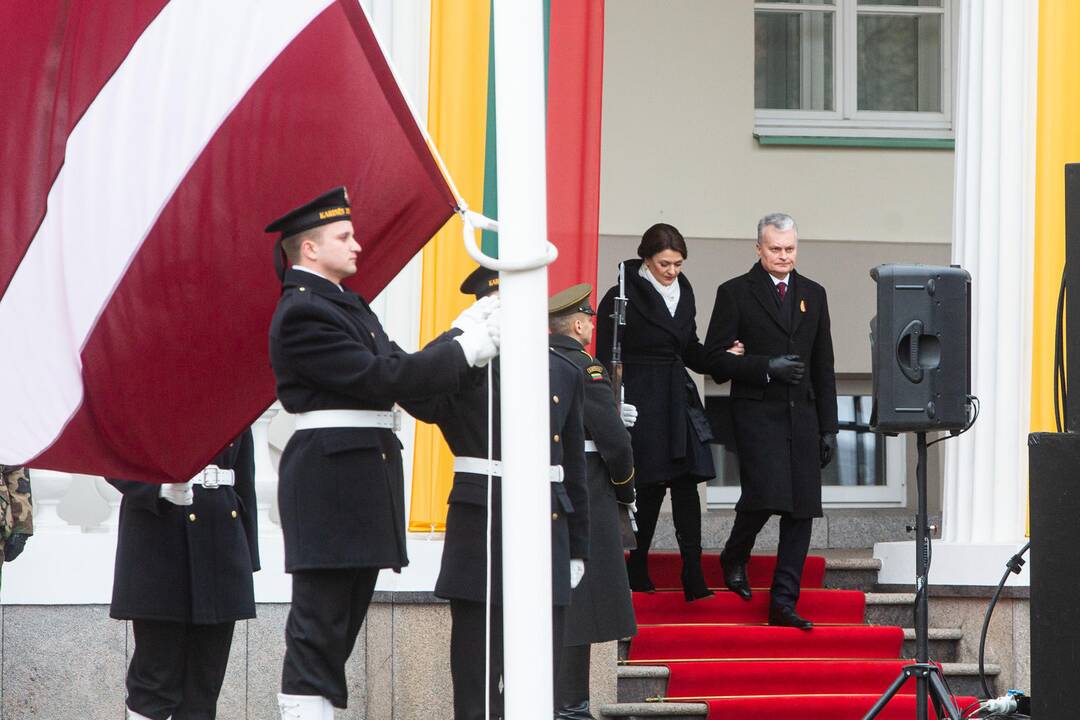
[862,670,912,720]
[928,669,962,720]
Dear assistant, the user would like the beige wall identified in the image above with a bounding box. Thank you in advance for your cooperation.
[599,0,954,245]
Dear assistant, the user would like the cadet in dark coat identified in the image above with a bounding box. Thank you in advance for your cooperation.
[704,213,838,630]
[266,188,500,719]
[597,223,735,600]
[108,430,258,720]
[548,284,637,720]
[402,267,589,720]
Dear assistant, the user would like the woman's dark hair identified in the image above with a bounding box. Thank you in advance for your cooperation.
[637,222,688,260]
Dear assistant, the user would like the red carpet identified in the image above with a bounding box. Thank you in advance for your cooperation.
[627,553,975,718]
[634,551,826,589]
[632,588,866,625]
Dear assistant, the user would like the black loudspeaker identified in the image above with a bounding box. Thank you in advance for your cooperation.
[1029,431,1080,719]
[1065,164,1080,431]
[869,264,971,433]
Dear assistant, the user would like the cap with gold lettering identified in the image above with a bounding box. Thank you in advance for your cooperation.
[460,266,500,299]
[265,186,352,239]
[548,283,595,317]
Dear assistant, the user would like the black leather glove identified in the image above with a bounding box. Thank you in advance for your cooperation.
[5,532,29,562]
[613,481,636,506]
[820,433,837,469]
[767,355,805,384]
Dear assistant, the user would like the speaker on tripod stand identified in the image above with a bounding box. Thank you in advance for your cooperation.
[864,264,972,720]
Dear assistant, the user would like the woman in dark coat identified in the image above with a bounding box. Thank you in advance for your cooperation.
[597,223,740,600]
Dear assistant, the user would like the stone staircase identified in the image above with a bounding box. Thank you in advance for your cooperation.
[598,555,999,720]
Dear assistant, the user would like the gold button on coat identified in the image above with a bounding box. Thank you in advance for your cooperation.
[188,513,196,522]
[552,512,558,520]
[553,434,560,443]
[552,395,559,404]
[231,510,238,518]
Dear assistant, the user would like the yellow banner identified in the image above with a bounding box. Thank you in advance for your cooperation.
[408,1,492,532]
[1032,0,1080,432]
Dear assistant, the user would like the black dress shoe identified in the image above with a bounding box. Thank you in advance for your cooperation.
[555,700,593,720]
[719,552,752,601]
[768,605,813,630]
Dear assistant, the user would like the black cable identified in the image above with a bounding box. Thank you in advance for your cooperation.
[927,395,980,448]
[1054,262,1067,432]
[977,542,1030,699]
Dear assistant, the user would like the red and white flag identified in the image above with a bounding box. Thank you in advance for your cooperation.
[0,0,455,481]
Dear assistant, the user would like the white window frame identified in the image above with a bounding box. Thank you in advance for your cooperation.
[754,0,955,140]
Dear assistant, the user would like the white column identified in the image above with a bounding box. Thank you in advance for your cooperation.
[876,0,1038,585]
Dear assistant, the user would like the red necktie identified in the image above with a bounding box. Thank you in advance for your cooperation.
[777,281,787,300]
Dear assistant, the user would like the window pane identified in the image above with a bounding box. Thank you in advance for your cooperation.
[754,11,834,111]
[705,395,886,489]
[859,0,941,6]
[858,13,943,111]
[758,0,834,4]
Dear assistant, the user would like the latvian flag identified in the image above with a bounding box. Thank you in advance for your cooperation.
[1,1,455,481]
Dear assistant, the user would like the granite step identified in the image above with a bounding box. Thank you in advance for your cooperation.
[902,627,964,663]
[598,701,707,720]
[864,592,917,626]
[824,556,881,592]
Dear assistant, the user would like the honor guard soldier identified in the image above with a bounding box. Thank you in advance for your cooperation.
[266,188,500,719]
[548,284,638,719]
[704,213,838,631]
[402,266,589,720]
[108,432,258,720]
[0,465,32,586]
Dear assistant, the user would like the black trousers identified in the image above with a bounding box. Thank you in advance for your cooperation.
[126,619,235,720]
[630,475,703,557]
[556,643,591,707]
[723,510,812,609]
[450,599,566,720]
[281,567,379,709]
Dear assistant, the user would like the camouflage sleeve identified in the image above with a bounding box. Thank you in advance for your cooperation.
[2,466,33,536]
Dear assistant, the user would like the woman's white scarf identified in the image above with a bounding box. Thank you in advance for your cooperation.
[639,262,680,316]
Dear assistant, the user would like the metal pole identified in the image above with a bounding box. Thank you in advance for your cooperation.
[492,1,553,717]
[915,431,929,720]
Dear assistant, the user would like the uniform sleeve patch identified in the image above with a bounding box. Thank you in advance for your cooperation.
[586,364,606,381]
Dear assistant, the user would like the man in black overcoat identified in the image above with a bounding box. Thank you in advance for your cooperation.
[266,188,500,719]
[108,430,258,720]
[704,212,838,630]
[403,267,589,720]
[548,283,637,720]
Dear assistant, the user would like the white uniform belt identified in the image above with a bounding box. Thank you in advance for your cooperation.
[584,440,598,453]
[294,409,400,431]
[453,457,564,483]
[191,465,235,489]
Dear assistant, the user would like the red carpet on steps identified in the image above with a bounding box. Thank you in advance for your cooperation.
[627,553,975,718]
[632,588,866,625]
[636,551,827,589]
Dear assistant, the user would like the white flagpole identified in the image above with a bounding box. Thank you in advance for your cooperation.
[492,0,554,716]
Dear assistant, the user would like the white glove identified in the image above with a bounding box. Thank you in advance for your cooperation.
[159,481,194,506]
[569,558,586,589]
[620,402,638,428]
[454,318,499,368]
[451,295,499,334]
[486,307,501,348]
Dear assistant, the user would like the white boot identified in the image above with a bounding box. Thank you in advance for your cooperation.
[278,693,330,720]
[126,709,166,720]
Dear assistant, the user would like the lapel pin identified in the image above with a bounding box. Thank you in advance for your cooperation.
[800,299,807,313]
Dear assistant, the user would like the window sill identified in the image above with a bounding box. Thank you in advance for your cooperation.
[754,133,954,150]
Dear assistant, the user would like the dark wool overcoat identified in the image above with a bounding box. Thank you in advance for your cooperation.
[597,259,715,487]
[269,269,469,571]
[704,262,838,518]
[108,430,259,624]
[403,337,589,607]
[549,333,637,645]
